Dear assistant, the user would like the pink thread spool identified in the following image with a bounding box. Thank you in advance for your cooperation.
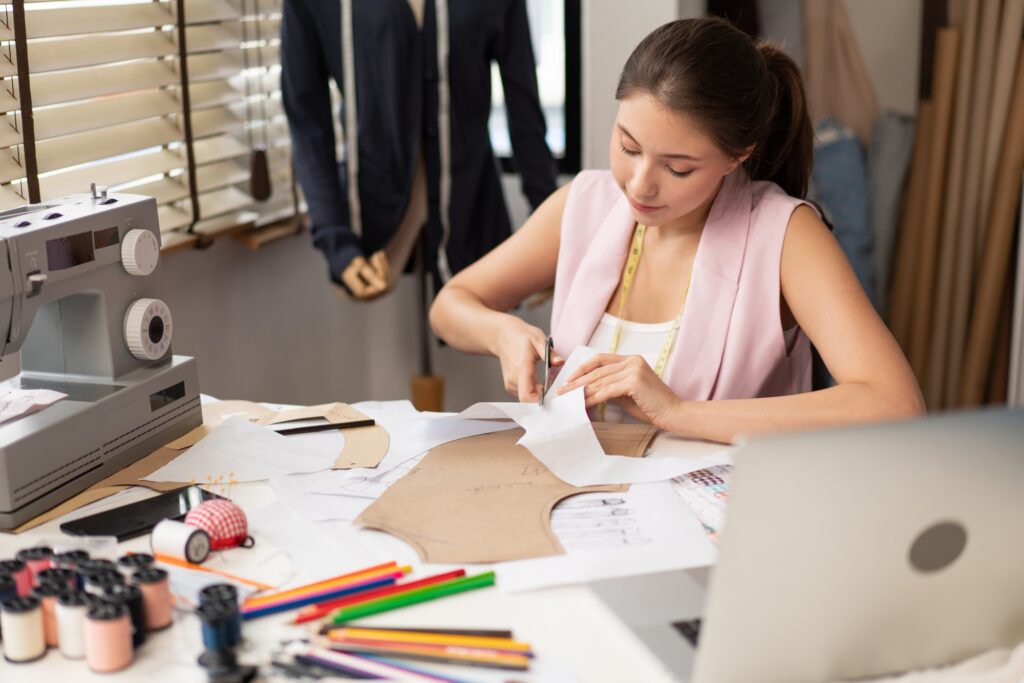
[84,602,133,673]
[31,583,62,648]
[15,547,54,587]
[131,568,172,631]
[0,560,32,597]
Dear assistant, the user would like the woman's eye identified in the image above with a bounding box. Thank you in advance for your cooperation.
[667,167,694,178]
[620,143,640,156]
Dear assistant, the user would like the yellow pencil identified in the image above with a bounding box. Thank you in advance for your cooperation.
[328,627,532,652]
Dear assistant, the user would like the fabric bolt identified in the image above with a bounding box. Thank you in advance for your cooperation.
[281,0,556,291]
[869,111,916,317]
[551,170,814,403]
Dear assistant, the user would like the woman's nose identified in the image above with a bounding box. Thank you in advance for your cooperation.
[629,163,658,200]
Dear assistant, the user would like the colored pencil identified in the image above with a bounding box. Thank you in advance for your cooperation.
[329,627,532,652]
[295,570,466,625]
[154,554,274,590]
[332,625,515,639]
[244,561,400,607]
[242,577,398,620]
[245,568,407,612]
[296,647,467,683]
[329,572,496,625]
[329,641,531,670]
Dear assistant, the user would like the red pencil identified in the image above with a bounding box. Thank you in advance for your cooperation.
[295,569,466,625]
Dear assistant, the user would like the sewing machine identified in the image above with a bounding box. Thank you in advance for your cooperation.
[0,188,201,530]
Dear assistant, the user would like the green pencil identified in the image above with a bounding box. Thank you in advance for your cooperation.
[329,571,496,624]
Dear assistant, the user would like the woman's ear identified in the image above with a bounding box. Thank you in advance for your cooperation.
[727,144,756,173]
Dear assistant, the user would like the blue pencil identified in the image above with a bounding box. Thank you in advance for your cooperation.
[242,577,397,620]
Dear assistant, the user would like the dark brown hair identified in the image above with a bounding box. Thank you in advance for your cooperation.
[616,17,813,198]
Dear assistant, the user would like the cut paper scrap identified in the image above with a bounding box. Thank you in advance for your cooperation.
[458,346,732,487]
[355,423,657,563]
[165,400,276,449]
[144,416,338,483]
[0,385,66,425]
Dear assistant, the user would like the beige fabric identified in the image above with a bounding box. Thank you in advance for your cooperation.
[356,423,658,563]
[837,641,1024,682]
[803,0,879,145]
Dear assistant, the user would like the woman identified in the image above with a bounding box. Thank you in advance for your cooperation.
[429,17,923,443]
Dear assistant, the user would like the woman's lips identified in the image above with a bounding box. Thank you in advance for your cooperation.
[627,194,663,213]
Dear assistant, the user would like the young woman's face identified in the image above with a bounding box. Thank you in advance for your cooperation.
[609,93,745,227]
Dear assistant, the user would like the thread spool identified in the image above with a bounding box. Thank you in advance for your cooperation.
[102,584,146,648]
[117,553,154,577]
[52,551,90,588]
[0,559,31,596]
[31,583,61,648]
[75,559,117,590]
[36,568,78,593]
[1,595,46,663]
[196,600,235,652]
[55,591,92,659]
[151,519,211,564]
[0,574,15,641]
[131,568,172,631]
[84,570,124,597]
[84,602,133,673]
[199,585,240,647]
[15,547,53,586]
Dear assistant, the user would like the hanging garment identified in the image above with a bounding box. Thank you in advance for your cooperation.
[551,170,814,402]
[281,0,557,290]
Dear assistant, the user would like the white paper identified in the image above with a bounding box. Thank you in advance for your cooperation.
[304,452,426,499]
[459,347,732,486]
[268,472,377,522]
[0,386,65,424]
[494,481,716,592]
[143,416,339,483]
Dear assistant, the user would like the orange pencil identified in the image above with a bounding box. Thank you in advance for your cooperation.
[294,570,466,625]
[245,562,402,607]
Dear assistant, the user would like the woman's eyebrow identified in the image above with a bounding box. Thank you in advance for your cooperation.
[617,123,700,161]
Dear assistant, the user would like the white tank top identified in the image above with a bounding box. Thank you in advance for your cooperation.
[588,313,799,422]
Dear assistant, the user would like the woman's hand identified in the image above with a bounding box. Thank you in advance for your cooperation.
[493,318,564,402]
[557,353,680,427]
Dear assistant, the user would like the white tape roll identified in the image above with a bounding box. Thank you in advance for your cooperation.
[150,520,211,564]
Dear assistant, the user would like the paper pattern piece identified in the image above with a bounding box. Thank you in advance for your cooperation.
[168,401,387,470]
[144,417,338,483]
[495,481,717,593]
[459,346,732,486]
[356,423,657,563]
[0,386,66,425]
[256,403,389,469]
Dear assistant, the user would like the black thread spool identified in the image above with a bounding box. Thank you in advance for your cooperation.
[36,568,78,593]
[76,559,117,587]
[102,583,146,648]
[52,552,90,589]
[83,570,124,597]
[199,584,241,647]
[116,553,154,576]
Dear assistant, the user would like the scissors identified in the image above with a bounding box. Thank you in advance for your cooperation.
[539,336,554,406]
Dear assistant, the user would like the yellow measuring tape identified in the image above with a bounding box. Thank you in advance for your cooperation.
[599,223,691,419]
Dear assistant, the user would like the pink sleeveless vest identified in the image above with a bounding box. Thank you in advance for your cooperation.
[551,169,813,401]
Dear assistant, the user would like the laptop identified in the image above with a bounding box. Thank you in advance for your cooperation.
[589,408,1024,682]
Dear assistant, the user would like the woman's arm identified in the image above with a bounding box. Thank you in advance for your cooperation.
[429,182,570,400]
[659,205,925,442]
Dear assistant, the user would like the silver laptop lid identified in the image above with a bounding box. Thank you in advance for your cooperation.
[694,408,1024,683]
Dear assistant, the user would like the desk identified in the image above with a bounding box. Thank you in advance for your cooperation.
[0,479,691,682]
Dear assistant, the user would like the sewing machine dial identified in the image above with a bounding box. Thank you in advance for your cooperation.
[121,228,159,276]
[124,298,173,360]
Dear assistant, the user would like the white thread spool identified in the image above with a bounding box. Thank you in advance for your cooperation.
[150,519,211,564]
[55,592,90,659]
[1,596,46,663]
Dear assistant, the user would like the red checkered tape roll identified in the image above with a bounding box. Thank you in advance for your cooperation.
[184,500,254,551]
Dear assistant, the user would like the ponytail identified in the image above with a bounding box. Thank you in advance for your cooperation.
[747,44,813,198]
[617,18,813,199]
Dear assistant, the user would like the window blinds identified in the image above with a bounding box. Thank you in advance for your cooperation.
[1,0,296,251]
